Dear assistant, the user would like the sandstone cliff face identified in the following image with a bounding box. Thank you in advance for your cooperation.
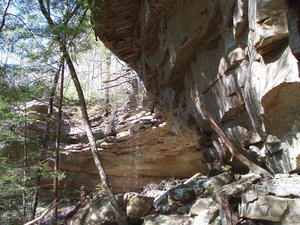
[92,0,300,174]
[25,101,207,194]
[59,106,207,193]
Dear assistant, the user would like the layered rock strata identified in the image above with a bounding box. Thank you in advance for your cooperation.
[60,106,208,193]
[24,101,207,194]
[92,0,300,173]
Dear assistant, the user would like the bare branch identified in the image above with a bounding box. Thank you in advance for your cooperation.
[6,13,46,50]
[99,80,130,90]
[24,200,62,225]
[102,74,129,83]
[63,3,81,25]
[38,0,55,26]
[0,0,13,33]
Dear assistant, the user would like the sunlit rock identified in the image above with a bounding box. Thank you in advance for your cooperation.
[91,0,300,175]
[124,192,154,224]
[143,215,192,225]
[189,198,219,225]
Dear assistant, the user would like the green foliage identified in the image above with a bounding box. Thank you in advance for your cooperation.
[0,0,138,223]
[0,158,27,225]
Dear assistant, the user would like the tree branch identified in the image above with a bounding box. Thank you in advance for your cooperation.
[196,102,273,177]
[6,13,46,50]
[38,0,55,26]
[0,0,13,33]
[63,3,81,25]
[102,74,129,83]
[24,200,62,225]
[99,80,130,90]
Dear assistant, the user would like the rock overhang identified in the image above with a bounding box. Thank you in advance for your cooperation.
[91,0,300,174]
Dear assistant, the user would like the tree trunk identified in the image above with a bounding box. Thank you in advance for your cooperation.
[196,102,273,177]
[37,1,128,223]
[31,60,63,220]
[105,51,111,115]
[23,101,28,223]
[62,46,128,225]
[129,74,139,109]
[53,58,65,225]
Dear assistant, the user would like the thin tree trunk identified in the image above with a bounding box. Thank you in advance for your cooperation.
[90,45,96,99]
[53,58,65,225]
[23,101,28,223]
[196,102,273,177]
[129,75,138,109]
[105,51,111,116]
[37,1,128,223]
[0,0,12,33]
[63,46,128,225]
[31,60,63,220]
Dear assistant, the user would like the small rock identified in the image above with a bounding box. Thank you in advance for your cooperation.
[143,215,192,225]
[100,142,114,149]
[177,205,190,214]
[116,130,131,141]
[202,172,233,193]
[170,187,195,203]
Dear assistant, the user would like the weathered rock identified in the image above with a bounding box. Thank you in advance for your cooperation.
[92,0,300,175]
[68,173,300,225]
[282,199,300,225]
[60,109,208,193]
[143,215,192,225]
[19,100,55,114]
[242,175,300,203]
[214,173,261,201]
[242,195,288,222]
[124,192,154,223]
[68,194,116,225]
[170,187,195,204]
[153,180,198,214]
[202,172,234,194]
[239,174,300,224]
[68,192,153,225]
[189,198,219,225]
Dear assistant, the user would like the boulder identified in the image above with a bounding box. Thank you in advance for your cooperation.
[124,192,154,223]
[154,183,196,214]
[68,192,153,225]
[241,195,289,222]
[202,172,234,194]
[68,194,116,225]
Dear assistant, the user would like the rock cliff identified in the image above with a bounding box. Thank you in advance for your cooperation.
[23,101,207,194]
[91,0,300,174]
[59,105,207,193]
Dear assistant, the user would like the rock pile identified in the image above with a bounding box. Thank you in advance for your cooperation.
[67,172,300,225]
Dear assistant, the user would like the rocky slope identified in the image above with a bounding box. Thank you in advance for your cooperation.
[67,172,300,225]
[92,0,300,174]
